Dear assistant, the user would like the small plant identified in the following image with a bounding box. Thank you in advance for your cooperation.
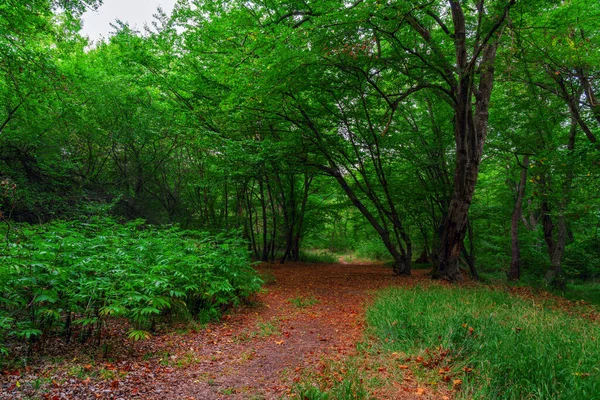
[256,321,280,337]
[293,363,368,400]
[98,367,116,381]
[220,387,236,395]
[288,295,319,309]
[174,351,199,368]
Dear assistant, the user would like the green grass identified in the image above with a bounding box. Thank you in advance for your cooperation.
[255,321,280,337]
[235,319,281,341]
[293,363,368,400]
[366,285,600,400]
[563,281,600,306]
[288,295,319,309]
[298,250,340,264]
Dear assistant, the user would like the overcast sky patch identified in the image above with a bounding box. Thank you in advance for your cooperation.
[80,0,178,42]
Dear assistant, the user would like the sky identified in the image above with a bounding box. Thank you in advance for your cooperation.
[80,0,178,42]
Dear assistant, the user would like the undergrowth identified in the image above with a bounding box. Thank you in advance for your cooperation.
[0,217,263,362]
[288,295,319,309]
[298,250,339,264]
[367,285,600,399]
[563,280,600,306]
[293,361,368,400]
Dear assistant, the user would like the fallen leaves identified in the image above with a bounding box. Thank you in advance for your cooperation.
[1,263,445,400]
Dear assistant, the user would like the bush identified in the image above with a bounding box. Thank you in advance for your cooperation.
[355,239,392,261]
[0,217,262,359]
[367,286,600,399]
[298,250,339,263]
[563,236,600,280]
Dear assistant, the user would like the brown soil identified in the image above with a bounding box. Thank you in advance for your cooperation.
[1,262,450,399]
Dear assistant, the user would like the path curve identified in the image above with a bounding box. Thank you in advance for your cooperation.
[2,262,442,400]
[152,262,434,399]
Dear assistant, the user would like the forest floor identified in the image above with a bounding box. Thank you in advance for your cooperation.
[2,261,454,400]
[3,262,598,400]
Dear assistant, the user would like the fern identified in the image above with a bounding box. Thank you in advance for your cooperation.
[0,217,263,358]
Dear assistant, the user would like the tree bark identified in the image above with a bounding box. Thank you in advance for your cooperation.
[508,155,529,281]
[435,0,515,280]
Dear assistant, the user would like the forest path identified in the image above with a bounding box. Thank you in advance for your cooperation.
[2,262,445,400]
[148,262,440,400]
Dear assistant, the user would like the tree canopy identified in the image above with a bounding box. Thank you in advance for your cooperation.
[1,0,599,284]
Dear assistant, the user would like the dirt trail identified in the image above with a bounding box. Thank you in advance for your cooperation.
[151,262,434,399]
[2,262,441,399]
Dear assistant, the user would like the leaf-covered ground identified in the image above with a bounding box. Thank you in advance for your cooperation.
[1,262,438,399]
[2,262,598,399]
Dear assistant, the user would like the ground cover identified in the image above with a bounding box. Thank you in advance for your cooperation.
[1,261,598,399]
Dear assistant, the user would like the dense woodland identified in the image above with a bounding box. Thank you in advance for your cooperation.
[1,1,600,398]
[1,0,600,356]
[3,0,599,279]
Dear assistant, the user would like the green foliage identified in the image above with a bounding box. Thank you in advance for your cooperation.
[298,250,339,264]
[293,366,368,400]
[288,295,319,309]
[367,286,600,399]
[2,0,600,291]
[563,281,600,306]
[563,236,600,280]
[0,217,262,360]
[354,239,393,262]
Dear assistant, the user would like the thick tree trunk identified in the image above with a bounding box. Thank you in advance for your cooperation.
[545,215,567,289]
[435,191,473,281]
[462,219,478,280]
[508,155,529,281]
[433,1,515,281]
[435,37,500,280]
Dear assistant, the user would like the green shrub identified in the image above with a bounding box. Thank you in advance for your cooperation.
[367,286,600,399]
[564,280,600,306]
[0,217,262,360]
[298,250,339,263]
[563,236,600,280]
[354,239,391,261]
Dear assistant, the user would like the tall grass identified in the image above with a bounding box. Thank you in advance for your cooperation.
[367,286,600,399]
